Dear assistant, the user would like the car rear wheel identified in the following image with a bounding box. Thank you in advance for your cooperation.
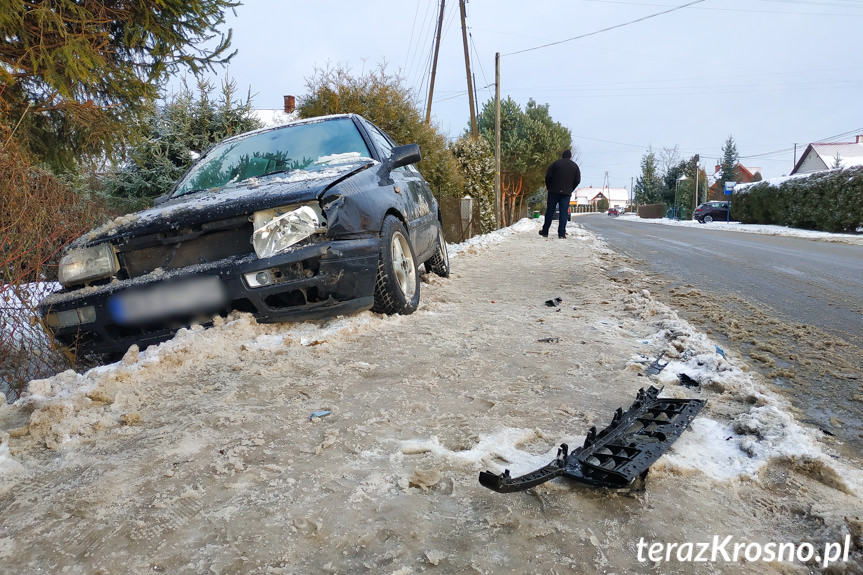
[372,215,420,315]
[425,222,450,277]
[703,215,714,223]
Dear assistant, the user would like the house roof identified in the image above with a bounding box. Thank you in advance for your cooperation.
[575,186,629,205]
[791,140,863,174]
[253,109,298,127]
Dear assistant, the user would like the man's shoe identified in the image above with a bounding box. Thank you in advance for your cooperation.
[558,234,567,239]
[539,230,548,237]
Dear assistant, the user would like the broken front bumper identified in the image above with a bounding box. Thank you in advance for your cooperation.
[479,386,705,492]
[40,236,381,356]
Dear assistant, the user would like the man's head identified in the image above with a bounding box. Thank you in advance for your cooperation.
[562,150,572,159]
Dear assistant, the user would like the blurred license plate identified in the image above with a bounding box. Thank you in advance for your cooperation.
[109,276,228,325]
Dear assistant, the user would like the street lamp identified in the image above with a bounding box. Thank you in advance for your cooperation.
[693,159,701,214]
[675,174,687,219]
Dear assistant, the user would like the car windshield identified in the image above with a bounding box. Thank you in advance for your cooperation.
[173,117,373,197]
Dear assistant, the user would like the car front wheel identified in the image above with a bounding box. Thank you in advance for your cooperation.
[425,222,450,277]
[703,215,714,223]
[372,215,420,315]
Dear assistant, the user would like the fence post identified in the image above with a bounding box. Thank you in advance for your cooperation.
[460,196,474,238]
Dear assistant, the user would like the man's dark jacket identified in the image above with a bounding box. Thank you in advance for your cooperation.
[545,156,581,196]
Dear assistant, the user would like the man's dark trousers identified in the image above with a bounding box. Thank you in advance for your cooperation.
[541,193,570,238]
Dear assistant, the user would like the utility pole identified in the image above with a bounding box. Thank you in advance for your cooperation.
[494,52,501,228]
[459,0,477,136]
[425,0,445,125]
[693,154,700,213]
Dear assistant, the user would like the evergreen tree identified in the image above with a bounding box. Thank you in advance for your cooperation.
[719,135,740,191]
[477,97,572,225]
[100,77,262,211]
[0,0,239,170]
[634,149,663,205]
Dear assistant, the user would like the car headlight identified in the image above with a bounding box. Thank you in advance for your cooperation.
[252,205,323,259]
[58,243,120,286]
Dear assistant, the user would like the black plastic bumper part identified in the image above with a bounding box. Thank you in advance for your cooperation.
[479,386,705,492]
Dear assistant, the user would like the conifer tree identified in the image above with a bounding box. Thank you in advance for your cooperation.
[719,135,740,191]
[100,77,261,210]
[634,149,663,205]
[0,0,239,169]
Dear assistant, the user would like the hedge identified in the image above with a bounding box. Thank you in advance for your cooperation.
[732,166,863,233]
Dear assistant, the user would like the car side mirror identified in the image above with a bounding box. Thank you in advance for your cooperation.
[388,144,421,169]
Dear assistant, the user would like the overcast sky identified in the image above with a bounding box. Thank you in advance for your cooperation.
[192,0,863,188]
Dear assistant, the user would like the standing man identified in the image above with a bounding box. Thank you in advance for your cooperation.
[540,150,581,239]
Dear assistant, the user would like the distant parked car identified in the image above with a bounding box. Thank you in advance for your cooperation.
[39,114,449,357]
[607,208,619,216]
[552,205,572,221]
[692,201,730,223]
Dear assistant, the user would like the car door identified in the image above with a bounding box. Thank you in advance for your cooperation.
[361,120,435,255]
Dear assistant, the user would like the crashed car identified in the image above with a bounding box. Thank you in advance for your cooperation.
[39,114,450,357]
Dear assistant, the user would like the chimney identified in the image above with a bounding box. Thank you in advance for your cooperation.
[856,135,863,144]
[283,95,295,114]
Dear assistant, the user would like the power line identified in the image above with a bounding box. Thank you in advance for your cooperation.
[503,0,706,56]
[582,0,863,16]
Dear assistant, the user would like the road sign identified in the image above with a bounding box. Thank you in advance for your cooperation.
[724,181,734,195]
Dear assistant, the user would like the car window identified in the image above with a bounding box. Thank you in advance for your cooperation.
[174,117,373,196]
[365,123,409,172]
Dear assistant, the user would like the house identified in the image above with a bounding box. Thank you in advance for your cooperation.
[253,95,298,127]
[708,163,761,199]
[573,186,629,212]
[790,135,863,174]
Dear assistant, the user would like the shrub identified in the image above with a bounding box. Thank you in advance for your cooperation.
[1,136,108,400]
[732,166,863,233]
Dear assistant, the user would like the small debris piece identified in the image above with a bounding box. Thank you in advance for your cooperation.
[309,410,333,421]
[678,373,700,388]
[479,385,705,492]
[715,345,726,358]
[641,351,668,376]
[545,297,563,307]
[537,337,560,344]
[409,467,442,491]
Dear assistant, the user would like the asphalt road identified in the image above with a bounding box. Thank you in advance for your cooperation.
[578,213,863,453]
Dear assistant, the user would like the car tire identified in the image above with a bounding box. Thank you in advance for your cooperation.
[372,215,420,315]
[425,222,450,278]
[703,215,713,223]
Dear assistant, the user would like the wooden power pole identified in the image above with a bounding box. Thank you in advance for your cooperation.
[425,0,445,125]
[459,0,477,136]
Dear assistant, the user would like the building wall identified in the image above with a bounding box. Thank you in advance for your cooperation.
[794,151,828,174]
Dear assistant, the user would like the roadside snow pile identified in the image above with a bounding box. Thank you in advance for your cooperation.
[12,310,379,451]
[620,286,861,493]
[625,213,863,245]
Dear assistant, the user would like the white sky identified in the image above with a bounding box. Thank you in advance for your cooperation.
[183,0,863,188]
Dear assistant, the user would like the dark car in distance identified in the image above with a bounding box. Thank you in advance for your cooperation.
[692,201,730,223]
[39,114,450,357]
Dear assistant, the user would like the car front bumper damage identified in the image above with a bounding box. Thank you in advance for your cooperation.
[40,236,380,356]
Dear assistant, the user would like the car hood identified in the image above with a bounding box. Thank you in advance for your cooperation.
[77,162,374,246]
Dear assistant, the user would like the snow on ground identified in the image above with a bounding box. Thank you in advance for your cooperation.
[612,212,863,245]
[1,218,862,574]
